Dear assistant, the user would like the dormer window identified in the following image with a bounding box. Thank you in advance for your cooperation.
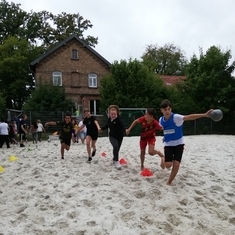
[71,49,78,59]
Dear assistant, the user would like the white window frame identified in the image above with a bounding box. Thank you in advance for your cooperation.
[52,71,62,86]
[89,100,101,115]
[71,49,78,59]
[88,73,97,88]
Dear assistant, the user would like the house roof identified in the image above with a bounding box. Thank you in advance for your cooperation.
[160,75,186,86]
[30,34,111,71]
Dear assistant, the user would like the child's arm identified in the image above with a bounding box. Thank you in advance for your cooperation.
[94,120,101,130]
[44,121,57,127]
[77,124,85,133]
[183,109,213,121]
[126,119,139,135]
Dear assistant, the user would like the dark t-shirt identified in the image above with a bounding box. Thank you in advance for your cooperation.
[19,119,26,134]
[57,121,73,140]
[83,116,98,136]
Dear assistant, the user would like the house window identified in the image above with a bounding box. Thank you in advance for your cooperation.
[88,73,97,88]
[89,100,101,115]
[71,49,78,59]
[52,71,62,86]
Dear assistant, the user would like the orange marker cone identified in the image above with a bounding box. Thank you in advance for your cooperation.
[140,168,154,177]
[119,158,127,165]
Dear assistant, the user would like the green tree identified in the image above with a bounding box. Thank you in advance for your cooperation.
[0,36,43,109]
[141,43,187,75]
[0,0,98,47]
[100,59,168,111]
[23,83,76,112]
[184,46,235,113]
[0,92,6,116]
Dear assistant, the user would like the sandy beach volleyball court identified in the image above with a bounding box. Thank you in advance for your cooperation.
[0,135,235,235]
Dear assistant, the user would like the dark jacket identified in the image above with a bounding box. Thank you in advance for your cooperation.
[101,116,126,139]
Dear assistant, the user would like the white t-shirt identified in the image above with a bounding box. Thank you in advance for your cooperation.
[37,123,44,132]
[0,122,9,135]
[79,120,87,132]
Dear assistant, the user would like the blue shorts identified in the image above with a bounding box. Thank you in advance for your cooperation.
[80,131,86,139]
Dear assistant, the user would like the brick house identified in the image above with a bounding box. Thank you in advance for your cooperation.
[30,34,111,115]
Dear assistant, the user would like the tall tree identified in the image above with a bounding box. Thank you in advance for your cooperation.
[0,92,6,116]
[100,59,168,111]
[0,0,98,47]
[184,46,235,113]
[0,36,42,109]
[141,43,187,75]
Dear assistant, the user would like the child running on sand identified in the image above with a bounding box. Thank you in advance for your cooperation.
[99,105,127,170]
[159,99,213,186]
[126,108,165,170]
[45,114,73,160]
[77,109,101,163]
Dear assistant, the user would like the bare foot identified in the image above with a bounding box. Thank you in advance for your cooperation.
[141,165,144,170]
[160,157,165,169]
[166,182,172,186]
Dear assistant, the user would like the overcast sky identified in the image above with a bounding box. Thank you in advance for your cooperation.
[14,0,235,64]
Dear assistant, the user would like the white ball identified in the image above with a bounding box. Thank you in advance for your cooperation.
[48,139,51,142]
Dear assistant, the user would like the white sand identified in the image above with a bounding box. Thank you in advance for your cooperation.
[0,135,235,235]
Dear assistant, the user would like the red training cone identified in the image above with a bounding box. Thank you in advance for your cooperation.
[101,152,107,157]
[140,168,154,177]
[119,158,127,165]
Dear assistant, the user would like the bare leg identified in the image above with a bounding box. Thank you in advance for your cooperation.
[148,145,165,169]
[140,148,146,170]
[91,139,96,151]
[166,161,180,186]
[61,143,65,159]
[86,135,92,157]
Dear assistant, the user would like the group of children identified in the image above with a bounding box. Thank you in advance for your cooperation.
[45,100,213,185]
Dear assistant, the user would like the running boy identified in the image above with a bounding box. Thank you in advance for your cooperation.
[159,99,213,186]
[126,108,165,170]
[45,114,73,160]
[77,109,101,163]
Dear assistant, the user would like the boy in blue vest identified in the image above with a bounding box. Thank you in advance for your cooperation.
[159,99,213,186]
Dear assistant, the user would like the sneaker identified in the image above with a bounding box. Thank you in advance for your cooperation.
[20,144,25,147]
[114,161,122,170]
[87,157,92,163]
[92,149,96,157]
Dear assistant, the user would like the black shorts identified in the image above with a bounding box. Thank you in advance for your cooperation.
[19,133,26,141]
[60,138,71,146]
[86,132,98,141]
[164,144,184,163]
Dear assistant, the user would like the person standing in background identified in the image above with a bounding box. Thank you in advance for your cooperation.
[37,120,45,142]
[0,118,10,148]
[30,121,38,144]
[19,114,28,147]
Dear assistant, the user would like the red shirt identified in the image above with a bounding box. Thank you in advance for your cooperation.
[138,116,162,140]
